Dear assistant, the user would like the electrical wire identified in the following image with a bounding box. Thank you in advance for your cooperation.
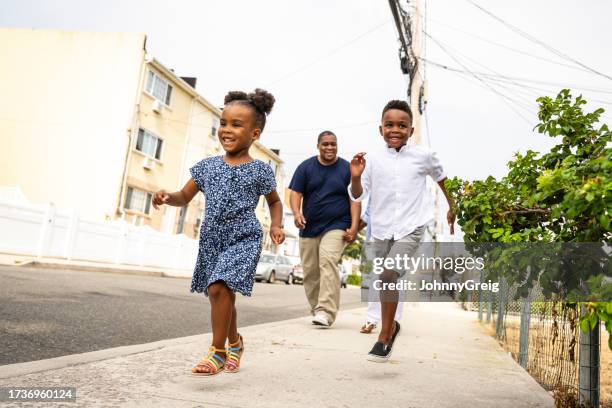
[425,33,538,110]
[263,19,392,88]
[465,0,612,81]
[428,17,598,75]
[421,58,612,95]
[425,32,534,124]
[183,18,392,125]
[266,121,378,134]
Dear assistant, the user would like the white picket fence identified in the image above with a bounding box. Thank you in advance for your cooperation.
[0,194,198,274]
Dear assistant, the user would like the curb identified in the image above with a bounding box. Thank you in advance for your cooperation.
[0,313,330,380]
[2,260,191,279]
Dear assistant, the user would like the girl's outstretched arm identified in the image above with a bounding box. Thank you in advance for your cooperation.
[152,179,199,209]
[265,190,285,244]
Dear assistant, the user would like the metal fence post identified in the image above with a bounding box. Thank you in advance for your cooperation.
[496,278,506,339]
[518,289,532,368]
[478,271,483,321]
[579,305,600,407]
[486,288,492,324]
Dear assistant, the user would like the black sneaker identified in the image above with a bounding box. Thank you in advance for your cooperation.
[367,341,391,362]
[367,321,400,363]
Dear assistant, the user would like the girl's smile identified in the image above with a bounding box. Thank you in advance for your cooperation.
[218,104,261,154]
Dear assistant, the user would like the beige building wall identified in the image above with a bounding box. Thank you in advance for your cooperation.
[121,58,223,240]
[0,28,284,243]
[0,29,146,220]
[123,62,193,230]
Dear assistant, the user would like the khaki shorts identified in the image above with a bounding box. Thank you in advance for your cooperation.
[371,226,425,278]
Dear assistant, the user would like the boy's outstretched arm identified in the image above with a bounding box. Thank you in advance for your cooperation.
[265,190,285,244]
[152,179,199,209]
[436,178,456,235]
[349,152,367,199]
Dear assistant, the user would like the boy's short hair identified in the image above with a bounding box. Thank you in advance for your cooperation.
[382,100,413,123]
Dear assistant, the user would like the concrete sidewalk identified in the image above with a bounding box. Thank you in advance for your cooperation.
[0,303,553,408]
[0,253,191,278]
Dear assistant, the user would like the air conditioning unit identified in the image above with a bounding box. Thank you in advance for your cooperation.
[152,100,162,114]
[143,157,155,170]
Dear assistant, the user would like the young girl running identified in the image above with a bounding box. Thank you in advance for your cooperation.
[152,88,284,376]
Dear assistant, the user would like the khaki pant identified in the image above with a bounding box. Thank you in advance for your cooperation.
[299,229,347,324]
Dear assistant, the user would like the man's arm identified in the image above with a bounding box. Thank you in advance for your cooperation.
[289,190,306,229]
[343,199,361,242]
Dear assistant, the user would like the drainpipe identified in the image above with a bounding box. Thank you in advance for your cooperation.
[117,49,148,218]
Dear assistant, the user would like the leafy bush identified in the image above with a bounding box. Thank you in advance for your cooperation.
[347,274,362,286]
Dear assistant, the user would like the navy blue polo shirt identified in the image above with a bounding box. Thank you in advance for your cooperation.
[289,156,352,238]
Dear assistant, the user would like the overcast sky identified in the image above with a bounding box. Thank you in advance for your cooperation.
[2,0,611,183]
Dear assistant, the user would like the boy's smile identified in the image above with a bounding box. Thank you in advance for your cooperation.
[379,108,414,149]
[218,104,261,153]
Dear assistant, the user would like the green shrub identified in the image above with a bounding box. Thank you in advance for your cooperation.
[347,274,361,286]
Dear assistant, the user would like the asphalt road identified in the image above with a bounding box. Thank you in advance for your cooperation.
[0,265,363,365]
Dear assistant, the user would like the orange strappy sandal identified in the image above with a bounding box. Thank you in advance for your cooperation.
[225,334,244,373]
[191,346,226,376]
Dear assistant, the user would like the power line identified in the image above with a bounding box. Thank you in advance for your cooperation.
[465,0,612,81]
[425,33,538,110]
[421,58,612,95]
[183,18,392,124]
[425,32,534,124]
[266,121,378,134]
[263,19,392,88]
[428,18,597,75]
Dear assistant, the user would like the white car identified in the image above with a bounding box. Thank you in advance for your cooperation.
[339,264,349,289]
[286,256,304,284]
[255,253,295,284]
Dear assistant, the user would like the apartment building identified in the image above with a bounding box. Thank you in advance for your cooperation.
[0,28,284,240]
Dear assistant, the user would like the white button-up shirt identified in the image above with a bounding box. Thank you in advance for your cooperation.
[348,144,446,240]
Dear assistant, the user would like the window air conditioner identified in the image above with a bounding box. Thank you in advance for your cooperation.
[152,100,162,113]
[143,157,155,170]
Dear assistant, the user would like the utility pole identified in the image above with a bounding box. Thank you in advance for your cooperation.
[389,0,450,240]
[388,0,426,145]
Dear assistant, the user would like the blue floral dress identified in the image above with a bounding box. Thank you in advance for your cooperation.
[189,155,276,296]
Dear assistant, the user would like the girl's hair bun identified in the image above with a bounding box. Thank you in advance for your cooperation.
[248,88,275,115]
[222,88,275,130]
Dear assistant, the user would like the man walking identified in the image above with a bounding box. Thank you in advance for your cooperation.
[289,131,361,327]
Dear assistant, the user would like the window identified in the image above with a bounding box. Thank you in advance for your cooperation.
[211,118,220,139]
[125,187,152,214]
[136,128,163,159]
[176,206,187,234]
[193,216,202,235]
[268,160,279,177]
[260,254,276,264]
[145,70,173,105]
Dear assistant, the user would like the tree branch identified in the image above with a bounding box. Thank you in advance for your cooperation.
[500,208,551,216]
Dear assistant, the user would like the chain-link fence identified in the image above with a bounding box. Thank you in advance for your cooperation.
[468,282,611,408]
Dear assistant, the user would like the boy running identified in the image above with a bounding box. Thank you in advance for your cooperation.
[349,100,455,362]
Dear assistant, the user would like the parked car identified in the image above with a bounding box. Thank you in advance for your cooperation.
[339,264,349,289]
[255,253,295,284]
[286,256,304,284]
